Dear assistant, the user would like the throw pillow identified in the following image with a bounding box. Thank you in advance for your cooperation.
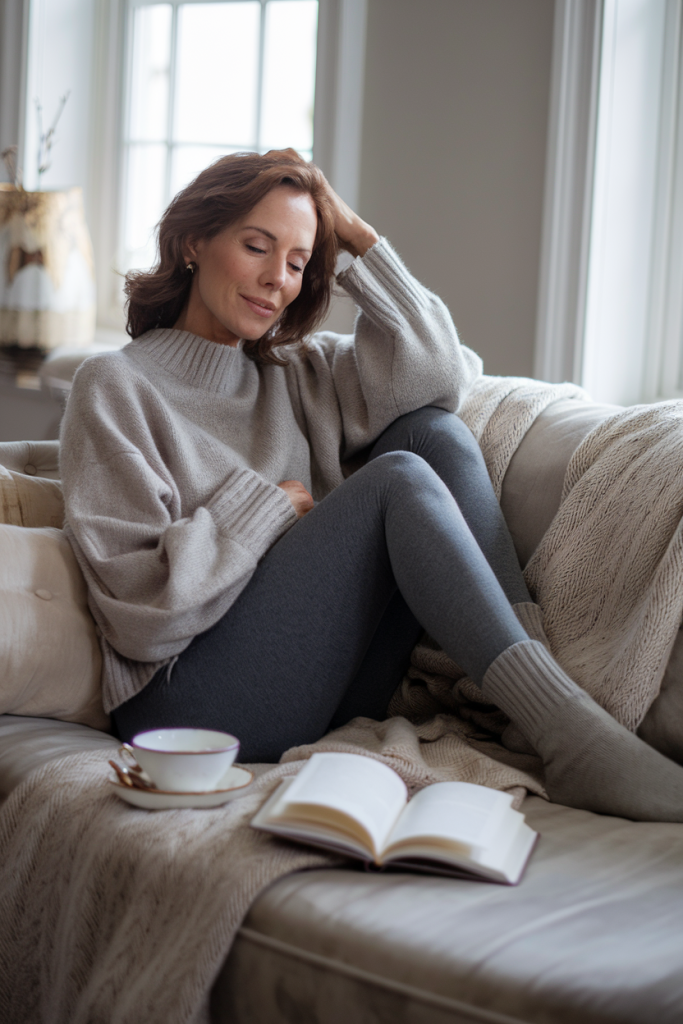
[0,464,64,528]
[0,523,109,731]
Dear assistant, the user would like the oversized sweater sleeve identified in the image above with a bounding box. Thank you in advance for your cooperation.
[296,238,483,458]
[60,359,298,663]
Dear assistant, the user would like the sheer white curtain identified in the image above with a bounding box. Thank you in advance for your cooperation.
[536,0,683,405]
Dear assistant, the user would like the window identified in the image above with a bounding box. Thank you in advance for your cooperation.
[535,0,683,406]
[121,0,319,273]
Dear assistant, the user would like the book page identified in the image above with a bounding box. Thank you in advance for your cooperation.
[279,753,408,856]
[383,781,513,858]
[252,779,376,860]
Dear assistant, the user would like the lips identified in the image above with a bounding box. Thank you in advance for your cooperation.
[241,294,276,318]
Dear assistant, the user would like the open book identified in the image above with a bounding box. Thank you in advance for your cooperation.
[252,752,537,885]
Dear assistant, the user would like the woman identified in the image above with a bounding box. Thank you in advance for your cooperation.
[61,149,683,821]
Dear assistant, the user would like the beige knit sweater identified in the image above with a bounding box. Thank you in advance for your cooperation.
[60,239,482,712]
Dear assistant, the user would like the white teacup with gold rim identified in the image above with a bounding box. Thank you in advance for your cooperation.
[121,728,240,792]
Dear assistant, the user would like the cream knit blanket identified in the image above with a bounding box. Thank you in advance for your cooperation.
[3,375,683,1023]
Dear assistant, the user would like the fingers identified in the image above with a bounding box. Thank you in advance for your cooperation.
[321,176,379,259]
[277,480,315,518]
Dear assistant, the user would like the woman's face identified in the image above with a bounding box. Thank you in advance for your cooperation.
[180,186,318,346]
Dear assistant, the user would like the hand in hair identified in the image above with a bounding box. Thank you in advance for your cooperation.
[278,480,315,518]
[323,180,379,259]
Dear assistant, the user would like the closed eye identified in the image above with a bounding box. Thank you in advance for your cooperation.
[289,262,304,274]
[246,244,267,254]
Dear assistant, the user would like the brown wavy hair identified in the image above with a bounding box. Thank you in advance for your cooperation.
[124,149,338,363]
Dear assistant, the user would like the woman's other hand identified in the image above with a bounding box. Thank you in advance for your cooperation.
[324,181,379,259]
[278,480,315,518]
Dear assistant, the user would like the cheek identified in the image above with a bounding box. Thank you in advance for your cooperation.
[287,275,305,304]
[201,253,246,305]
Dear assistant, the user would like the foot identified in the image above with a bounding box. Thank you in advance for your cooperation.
[483,640,683,822]
[501,721,536,756]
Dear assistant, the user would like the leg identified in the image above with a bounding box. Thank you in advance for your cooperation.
[368,407,549,757]
[328,590,421,729]
[332,408,542,727]
[368,407,531,605]
[114,452,525,761]
[324,406,535,730]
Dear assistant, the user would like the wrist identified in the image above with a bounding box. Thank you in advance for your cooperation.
[343,223,379,259]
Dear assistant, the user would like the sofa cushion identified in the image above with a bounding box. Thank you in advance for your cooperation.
[0,524,108,730]
[0,715,116,801]
[0,463,64,528]
[215,797,683,1023]
[0,439,61,480]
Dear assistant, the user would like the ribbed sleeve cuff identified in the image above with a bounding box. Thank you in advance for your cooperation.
[337,237,429,317]
[100,642,168,713]
[208,467,299,557]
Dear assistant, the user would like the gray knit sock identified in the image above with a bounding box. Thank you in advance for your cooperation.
[512,602,550,648]
[483,640,683,821]
[500,603,550,755]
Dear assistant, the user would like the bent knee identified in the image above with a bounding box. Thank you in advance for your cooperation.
[385,406,479,456]
[364,449,438,491]
[355,450,454,518]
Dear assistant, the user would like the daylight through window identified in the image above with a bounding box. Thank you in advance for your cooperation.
[122,0,318,273]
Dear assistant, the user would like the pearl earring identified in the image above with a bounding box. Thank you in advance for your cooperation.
[185,261,196,274]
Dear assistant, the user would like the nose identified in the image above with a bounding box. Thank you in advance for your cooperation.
[259,254,287,292]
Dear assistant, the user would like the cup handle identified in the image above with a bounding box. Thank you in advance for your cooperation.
[119,743,142,771]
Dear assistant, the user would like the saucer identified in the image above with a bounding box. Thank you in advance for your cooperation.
[109,765,254,810]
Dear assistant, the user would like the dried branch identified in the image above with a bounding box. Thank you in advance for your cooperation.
[36,91,70,188]
[1,146,22,189]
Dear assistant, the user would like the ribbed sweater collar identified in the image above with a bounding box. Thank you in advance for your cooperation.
[129,328,249,392]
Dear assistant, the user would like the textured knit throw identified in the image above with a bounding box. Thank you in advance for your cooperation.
[526,400,683,731]
[3,375,683,1023]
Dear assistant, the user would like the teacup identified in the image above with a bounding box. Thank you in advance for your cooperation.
[121,728,240,793]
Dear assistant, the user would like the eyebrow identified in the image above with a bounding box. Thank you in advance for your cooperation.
[241,224,312,255]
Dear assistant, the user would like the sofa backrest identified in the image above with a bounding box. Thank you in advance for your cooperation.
[500,398,622,567]
[0,440,61,480]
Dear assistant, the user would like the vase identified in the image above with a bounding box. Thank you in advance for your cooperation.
[0,185,96,351]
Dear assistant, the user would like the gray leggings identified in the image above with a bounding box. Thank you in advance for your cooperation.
[113,408,530,760]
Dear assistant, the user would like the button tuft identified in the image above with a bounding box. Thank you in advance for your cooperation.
[24,464,37,475]
[35,589,53,601]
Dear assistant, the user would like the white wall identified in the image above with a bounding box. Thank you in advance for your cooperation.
[0,0,26,180]
[357,0,555,378]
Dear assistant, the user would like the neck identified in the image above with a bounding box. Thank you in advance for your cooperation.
[173,291,240,347]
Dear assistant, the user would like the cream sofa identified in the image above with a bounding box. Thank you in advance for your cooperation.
[2,396,683,1023]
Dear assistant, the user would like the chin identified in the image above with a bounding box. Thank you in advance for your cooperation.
[239,318,277,341]
[241,327,273,343]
